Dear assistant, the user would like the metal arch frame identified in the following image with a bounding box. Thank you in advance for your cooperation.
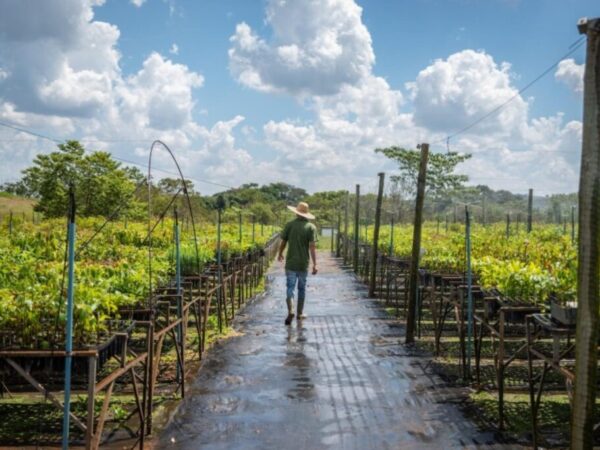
[147,140,201,304]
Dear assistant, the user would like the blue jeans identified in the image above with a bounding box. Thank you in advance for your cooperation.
[286,270,307,302]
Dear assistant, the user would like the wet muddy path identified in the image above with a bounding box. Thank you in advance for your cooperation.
[157,252,514,449]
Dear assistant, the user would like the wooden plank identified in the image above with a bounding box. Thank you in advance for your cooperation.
[0,349,97,357]
[91,381,114,450]
[95,352,147,394]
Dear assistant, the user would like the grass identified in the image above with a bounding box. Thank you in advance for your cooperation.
[0,192,36,219]
[467,390,590,446]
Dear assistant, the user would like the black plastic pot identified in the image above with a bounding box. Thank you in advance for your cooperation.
[551,298,577,326]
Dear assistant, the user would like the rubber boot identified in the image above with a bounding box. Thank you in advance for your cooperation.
[297,297,306,321]
[285,297,295,325]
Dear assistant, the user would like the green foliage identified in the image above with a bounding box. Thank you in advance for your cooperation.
[376,146,471,199]
[0,217,272,348]
[19,141,136,218]
[367,222,578,304]
[250,202,275,225]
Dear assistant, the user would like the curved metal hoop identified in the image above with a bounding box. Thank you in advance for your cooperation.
[147,140,201,304]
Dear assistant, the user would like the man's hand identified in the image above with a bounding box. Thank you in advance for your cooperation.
[312,265,318,275]
[277,253,284,263]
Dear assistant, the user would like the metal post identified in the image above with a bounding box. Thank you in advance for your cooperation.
[174,209,183,383]
[406,144,429,344]
[465,206,473,379]
[369,172,385,297]
[353,185,360,273]
[62,188,76,450]
[216,205,223,333]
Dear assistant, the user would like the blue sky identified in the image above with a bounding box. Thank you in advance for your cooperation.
[0,0,597,195]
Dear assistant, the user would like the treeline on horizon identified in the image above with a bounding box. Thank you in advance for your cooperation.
[1,140,578,226]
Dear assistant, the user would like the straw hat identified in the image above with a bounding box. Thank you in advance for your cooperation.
[287,201,315,220]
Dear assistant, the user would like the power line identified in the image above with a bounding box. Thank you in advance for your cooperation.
[434,38,586,146]
[0,118,235,190]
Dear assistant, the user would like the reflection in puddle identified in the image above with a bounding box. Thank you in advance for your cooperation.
[285,325,316,401]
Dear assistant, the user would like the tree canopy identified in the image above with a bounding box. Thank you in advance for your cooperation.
[19,140,137,218]
[376,146,471,200]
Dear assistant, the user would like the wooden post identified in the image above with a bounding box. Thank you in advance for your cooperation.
[369,173,385,297]
[571,205,576,244]
[527,188,533,233]
[353,185,360,273]
[571,17,600,449]
[336,209,342,257]
[406,144,429,344]
[343,191,349,264]
[482,195,486,226]
[330,222,335,252]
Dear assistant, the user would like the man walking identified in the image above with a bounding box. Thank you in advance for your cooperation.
[277,202,318,325]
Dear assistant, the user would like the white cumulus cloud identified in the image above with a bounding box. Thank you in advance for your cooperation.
[407,50,528,135]
[228,0,374,96]
[555,58,584,94]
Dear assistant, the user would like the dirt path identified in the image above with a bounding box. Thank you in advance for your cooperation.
[157,252,517,449]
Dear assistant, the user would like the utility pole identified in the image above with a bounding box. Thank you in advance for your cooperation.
[353,185,360,273]
[406,144,429,344]
[527,188,533,233]
[571,17,600,450]
[369,173,385,298]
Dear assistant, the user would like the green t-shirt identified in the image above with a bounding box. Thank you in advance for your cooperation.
[281,217,317,272]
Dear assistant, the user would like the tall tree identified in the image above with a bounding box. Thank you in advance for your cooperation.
[20,140,135,217]
[376,147,471,200]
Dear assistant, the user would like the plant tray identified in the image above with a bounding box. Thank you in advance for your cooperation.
[550,299,577,326]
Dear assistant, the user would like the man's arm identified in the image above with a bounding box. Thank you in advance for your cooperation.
[309,242,318,275]
[277,240,287,262]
